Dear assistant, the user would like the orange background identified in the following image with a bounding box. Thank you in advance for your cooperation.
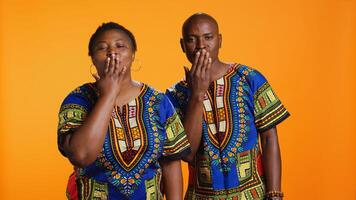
[1,0,355,199]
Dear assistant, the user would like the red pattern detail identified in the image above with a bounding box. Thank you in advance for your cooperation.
[251,188,258,198]
[128,106,136,118]
[258,97,266,109]
[216,85,224,96]
[122,149,139,164]
[66,171,78,200]
[217,132,226,144]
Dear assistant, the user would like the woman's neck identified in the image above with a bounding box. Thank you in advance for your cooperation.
[114,76,142,107]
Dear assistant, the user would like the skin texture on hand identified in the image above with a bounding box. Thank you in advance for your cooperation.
[95,55,127,98]
[185,49,212,101]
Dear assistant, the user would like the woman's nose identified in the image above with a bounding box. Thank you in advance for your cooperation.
[107,48,117,58]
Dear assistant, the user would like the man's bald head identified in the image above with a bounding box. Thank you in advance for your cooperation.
[180,13,222,64]
[182,13,219,37]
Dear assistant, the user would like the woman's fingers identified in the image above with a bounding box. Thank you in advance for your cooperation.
[113,56,121,75]
[117,66,127,83]
[104,57,110,74]
[121,66,127,76]
[108,54,116,74]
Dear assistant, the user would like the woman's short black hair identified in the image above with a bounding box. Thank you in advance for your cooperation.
[88,22,137,56]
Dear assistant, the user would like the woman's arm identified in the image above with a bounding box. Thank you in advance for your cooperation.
[61,94,116,167]
[161,160,183,200]
[61,56,126,167]
[260,127,282,195]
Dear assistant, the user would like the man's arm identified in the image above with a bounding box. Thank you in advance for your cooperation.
[181,49,212,164]
[161,160,183,200]
[260,126,282,197]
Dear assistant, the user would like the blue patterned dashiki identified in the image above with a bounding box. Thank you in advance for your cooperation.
[57,83,190,200]
[166,64,290,200]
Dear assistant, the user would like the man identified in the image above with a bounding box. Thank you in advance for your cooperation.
[166,13,289,200]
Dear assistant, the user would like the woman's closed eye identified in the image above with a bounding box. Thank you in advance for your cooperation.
[95,44,108,51]
[116,42,128,49]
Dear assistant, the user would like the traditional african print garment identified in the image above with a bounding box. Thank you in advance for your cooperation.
[57,83,190,200]
[166,64,290,200]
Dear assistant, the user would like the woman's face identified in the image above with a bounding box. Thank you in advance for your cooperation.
[91,29,135,77]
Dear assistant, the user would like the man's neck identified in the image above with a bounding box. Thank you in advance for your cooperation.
[210,59,230,81]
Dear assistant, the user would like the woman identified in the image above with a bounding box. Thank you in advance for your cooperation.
[57,22,190,200]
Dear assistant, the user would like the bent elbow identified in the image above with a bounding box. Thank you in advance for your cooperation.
[182,153,195,165]
[68,151,96,168]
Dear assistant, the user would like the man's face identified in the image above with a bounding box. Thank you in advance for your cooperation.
[181,18,221,64]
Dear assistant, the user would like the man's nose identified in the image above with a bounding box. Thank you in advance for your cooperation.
[196,37,206,50]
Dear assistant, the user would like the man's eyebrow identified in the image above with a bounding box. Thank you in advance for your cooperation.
[185,32,213,37]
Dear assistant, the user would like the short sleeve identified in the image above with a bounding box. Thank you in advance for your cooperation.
[165,81,189,120]
[245,68,290,132]
[159,95,190,161]
[57,84,97,156]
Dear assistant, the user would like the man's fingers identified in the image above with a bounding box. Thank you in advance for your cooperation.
[207,57,212,70]
[92,73,100,81]
[201,52,210,79]
[191,51,201,75]
[195,49,206,77]
[184,66,190,82]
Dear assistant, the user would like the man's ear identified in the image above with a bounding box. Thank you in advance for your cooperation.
[180,38,186,53]
[218,33,222,48]
[91,57,96,66]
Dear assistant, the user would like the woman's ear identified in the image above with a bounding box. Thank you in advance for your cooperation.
[132,53,135,60]
[218,34,222,48]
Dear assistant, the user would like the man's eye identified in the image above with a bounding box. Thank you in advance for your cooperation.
[205,36,213,40]
[187,38,195,43]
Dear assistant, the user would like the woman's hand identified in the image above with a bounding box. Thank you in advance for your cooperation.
[185,49,212,101]
[94,54,127,98]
